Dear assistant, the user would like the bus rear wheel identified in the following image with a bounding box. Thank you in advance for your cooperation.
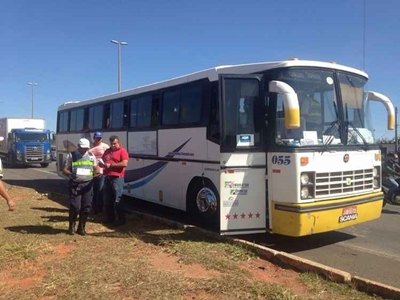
[187,179,219,230]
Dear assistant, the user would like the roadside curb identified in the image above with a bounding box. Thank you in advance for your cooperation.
[352,276,400,300]
[133,210,400,299]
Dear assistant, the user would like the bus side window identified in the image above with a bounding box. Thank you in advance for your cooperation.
[81,108,89,132]
[123,100,129,128]
[151,94,160,127]
[162,89,180,125]
[103,104,111,129]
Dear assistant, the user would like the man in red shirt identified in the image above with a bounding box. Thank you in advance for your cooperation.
[99,135,129,226]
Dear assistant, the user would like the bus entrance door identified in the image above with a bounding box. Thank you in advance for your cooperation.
[219,74,266,235]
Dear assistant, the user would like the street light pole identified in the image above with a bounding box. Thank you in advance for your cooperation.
[111,39,128,92]
[27,82,38,118]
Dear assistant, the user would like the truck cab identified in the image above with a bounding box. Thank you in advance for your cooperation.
[7,128,52,167]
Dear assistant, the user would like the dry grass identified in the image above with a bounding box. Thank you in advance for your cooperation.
[0,186,383,300]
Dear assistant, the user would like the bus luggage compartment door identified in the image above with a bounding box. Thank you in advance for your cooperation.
[220,163,266,235]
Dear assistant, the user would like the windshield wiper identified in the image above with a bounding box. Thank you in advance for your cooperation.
[323,120,340,146]
[321,100,341,149]
[344,103,369,149]
[347,121,369,149]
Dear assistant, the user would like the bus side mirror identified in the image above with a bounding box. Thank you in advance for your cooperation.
[269,80,300,129]
[366,91,395,130]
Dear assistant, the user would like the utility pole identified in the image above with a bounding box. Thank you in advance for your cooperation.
[111,40,128,92]
[27,82,38,118]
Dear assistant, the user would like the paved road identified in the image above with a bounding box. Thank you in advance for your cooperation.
[3,163,400,288]
[239,207,400,289]
[3,162,68,195]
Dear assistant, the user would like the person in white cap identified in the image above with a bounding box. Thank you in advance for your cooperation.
[62,138,96,235]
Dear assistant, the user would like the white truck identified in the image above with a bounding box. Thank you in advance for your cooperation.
[0,118,52,168]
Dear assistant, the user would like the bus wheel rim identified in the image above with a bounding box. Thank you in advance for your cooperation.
[196,187,217,213]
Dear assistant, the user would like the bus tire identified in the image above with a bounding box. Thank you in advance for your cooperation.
[187,178,220,230]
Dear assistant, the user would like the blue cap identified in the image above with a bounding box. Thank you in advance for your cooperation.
[93,131,102,138]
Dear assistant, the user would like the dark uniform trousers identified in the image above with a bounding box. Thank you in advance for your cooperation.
[68,180,93,235]
[69,180,93,213]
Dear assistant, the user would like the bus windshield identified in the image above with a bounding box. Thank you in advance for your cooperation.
[275,68,374,147]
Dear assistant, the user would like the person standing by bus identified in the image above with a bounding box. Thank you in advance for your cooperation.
[63,138,96,235]
[0,180,15,211]
[99,135,129,226]
[89,132,109,215]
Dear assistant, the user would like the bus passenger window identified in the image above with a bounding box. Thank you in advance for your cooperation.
[103,104,111,128]
[162,89,180,125]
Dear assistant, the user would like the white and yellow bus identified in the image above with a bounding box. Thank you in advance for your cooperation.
[56,59,394,236]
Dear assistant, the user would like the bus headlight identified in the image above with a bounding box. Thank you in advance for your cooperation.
[373,178,379,188]
[300,173,310,185]
[300,171,315,199]
[373,166,380,189]
[301,187,310,198]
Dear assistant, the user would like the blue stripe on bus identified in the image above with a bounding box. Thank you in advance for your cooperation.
[124,138,191,186]
[126,165,167,189]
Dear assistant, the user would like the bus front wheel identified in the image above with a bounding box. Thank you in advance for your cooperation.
[187,179,219,230]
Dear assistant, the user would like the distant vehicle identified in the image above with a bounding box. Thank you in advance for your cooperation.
[0,118,52,168]
[56,59,394,237]
[51,145,56,161]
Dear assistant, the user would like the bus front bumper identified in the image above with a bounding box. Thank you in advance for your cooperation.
[271,191,383,237]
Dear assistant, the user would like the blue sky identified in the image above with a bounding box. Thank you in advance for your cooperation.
[1,0,399,139]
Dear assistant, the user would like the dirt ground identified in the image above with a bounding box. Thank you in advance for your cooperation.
[0,186,382,300]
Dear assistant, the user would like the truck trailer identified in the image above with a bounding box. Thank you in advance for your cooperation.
[0,118,52,167]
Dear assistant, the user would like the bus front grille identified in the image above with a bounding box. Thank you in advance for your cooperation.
[315,169,374,196]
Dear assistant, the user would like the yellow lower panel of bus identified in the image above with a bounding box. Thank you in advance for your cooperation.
[271,192,383,237]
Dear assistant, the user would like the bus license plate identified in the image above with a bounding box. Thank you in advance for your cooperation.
[338,206,358,223]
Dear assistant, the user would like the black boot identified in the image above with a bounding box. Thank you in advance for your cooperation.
[68,208,78,235]
[77,212,89,236]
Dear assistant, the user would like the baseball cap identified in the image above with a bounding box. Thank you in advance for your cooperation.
[93,131,102,139]
[78,138,90,149]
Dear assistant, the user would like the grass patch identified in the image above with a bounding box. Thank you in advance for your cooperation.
[0,240,53,263]
[159,237,255,272]
[0,186,385,300]
[300,272,382,300]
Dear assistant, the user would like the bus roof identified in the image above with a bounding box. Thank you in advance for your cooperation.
[58,59,368,110]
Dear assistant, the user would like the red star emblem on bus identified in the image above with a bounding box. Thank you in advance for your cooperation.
[248,212,253,218]
[233,213,238,219]
[241,213,246,219]
[225,214,230,220]
[256,212,260,218]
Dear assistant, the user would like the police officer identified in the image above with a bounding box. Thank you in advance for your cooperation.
[63,138,96,235]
